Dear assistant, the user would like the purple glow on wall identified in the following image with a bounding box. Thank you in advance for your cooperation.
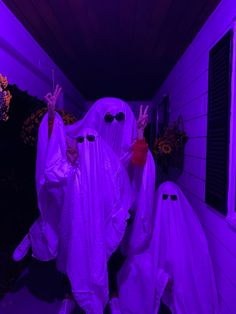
[153,0,236,312]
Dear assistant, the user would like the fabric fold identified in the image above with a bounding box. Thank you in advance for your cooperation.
[31,114,133,313]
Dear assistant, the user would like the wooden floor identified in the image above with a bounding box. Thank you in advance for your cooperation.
[0,259,171,314]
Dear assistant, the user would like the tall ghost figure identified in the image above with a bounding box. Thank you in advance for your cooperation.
[14,97,155,259]
[67,97,156,255]
[118,182,219,314]
[30,112,133,313]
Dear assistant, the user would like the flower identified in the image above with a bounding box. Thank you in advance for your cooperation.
[159,142,172,154]
[153,117,188,173]
[21,108,77,146]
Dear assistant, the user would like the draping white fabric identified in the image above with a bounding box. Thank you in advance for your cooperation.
[30,113,133,313]
[30,97,155,311]
[118,182,219,314]
[30,112,65,260]
[67,98,156,254]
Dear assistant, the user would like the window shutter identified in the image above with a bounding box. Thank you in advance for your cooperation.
[205,30,233,215]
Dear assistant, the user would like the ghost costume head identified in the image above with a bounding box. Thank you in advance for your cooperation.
[118,181,219,314]
[66,97,137,164]
[33,113,133,313]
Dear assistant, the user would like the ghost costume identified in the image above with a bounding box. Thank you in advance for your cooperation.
[17,98,155,258]
[118,182,219,314]
[30,113,133,313]
[67,97,156,255]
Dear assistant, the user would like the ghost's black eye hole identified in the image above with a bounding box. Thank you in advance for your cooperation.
[104,113,114,123]
[162,194,178,201]
[104,112,125,123]
[77,136,84,143]
[77,135,96,143]
[162,194,168,200]
[115,112,125,122]
[86,135,95,142]
[170,194,178,201]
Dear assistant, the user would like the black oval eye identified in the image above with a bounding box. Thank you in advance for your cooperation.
[77,136,84,143]
[115,112,125,122]
[170,194,178,201]
[86,135,95,142]
[162,194,168,200]
[104,113,114,123]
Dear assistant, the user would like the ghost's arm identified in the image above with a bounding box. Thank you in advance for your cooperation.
[131,138,148,166]
[131,105,149,166]
[45,119,74,185]
[36,112,69,190]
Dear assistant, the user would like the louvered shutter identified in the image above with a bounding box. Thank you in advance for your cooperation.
[205,30,233,215]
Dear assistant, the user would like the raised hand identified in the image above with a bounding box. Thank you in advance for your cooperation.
[44,84,62,119]
[137,105,149,139]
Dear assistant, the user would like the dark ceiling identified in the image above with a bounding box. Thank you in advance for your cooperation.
[4,0,221,100]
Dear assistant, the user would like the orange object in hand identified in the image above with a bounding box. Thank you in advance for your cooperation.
[131,139,148,166]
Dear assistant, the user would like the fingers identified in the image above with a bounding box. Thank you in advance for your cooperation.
[44,92,52,101]
[56,87,62,100]
[144,105,149,116]
[138,115,149,129]
[138,105,149,122]
[53,84,62,99]
[141,117,148,127]
[138,105,143,120]
[53,84,59,97]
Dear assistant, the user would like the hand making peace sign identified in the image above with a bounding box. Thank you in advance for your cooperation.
[137,105,149,139]
[44,84,62,119]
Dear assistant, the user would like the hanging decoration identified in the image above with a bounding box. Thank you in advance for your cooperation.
[153,115,188,173]
[0,74,12,122]
[21,108,77,146]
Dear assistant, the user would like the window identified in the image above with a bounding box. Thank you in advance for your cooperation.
[205,30,233,216]
[227,25,236,226]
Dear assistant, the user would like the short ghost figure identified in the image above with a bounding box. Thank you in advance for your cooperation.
[68,97,156,254]
[30,113,133,313]
[118,181,219,314]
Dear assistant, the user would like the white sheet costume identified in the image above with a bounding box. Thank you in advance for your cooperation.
[30,113,133,313]
[14,97,156,312]
[67,97,156,255]
[118,181,219,314]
